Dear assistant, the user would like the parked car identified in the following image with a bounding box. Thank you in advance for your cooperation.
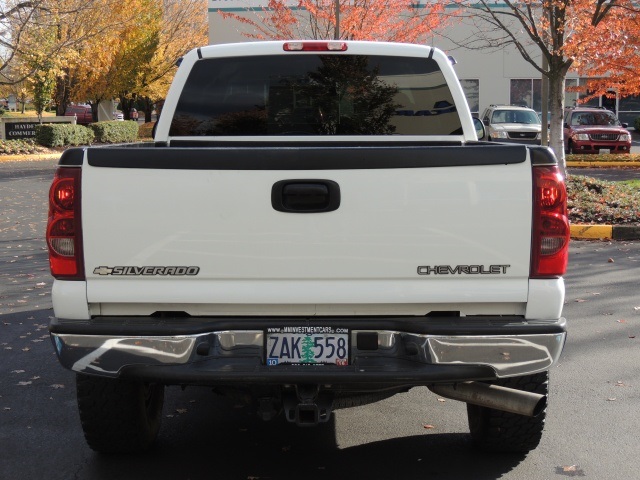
[64,105,93,125]
[481,104,542,144]
[113,111,124,121]
[130,108,139,120]
[563,107,631,154]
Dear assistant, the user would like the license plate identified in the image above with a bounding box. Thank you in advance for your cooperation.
[599,148,610,154]
[266,327,349,366]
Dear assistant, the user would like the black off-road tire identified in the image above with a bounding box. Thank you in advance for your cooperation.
[76,374,165,453]
[466,372,548,453]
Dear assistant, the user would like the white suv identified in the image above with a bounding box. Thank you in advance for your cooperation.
[481,105,542,144]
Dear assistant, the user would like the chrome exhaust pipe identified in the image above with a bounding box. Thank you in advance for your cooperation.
[428,381,546,417]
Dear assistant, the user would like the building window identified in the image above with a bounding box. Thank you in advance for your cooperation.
[510,79,542,111]
[619,94,640,126]
[565,79,579,108]
[460,79,479,115]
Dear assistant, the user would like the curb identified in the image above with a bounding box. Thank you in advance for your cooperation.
[567,161,640,168]
[571,224,640,240]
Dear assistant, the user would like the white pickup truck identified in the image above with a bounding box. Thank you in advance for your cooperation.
[47,40,569,454]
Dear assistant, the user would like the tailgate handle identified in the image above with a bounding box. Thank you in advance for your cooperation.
[272,180,340,213]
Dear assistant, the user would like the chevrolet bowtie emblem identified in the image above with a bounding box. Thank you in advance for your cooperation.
[93,266,114,275]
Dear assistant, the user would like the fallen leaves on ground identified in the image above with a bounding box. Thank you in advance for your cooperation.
[555,464,586,477]
[567,175,640,226]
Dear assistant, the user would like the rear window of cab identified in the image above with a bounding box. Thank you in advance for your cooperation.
[169,54,462,136]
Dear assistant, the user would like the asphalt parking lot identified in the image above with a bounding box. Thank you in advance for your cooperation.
[1,157,640,479]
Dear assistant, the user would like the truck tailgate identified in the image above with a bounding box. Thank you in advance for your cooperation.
[81,145,532,315]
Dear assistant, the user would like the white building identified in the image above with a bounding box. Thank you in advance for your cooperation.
[207,1,640,126]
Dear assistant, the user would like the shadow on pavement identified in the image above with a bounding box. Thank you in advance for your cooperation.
[82,389,527,480]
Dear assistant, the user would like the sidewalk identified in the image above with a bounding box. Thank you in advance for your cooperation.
[0,152,60,162]
[567,160,640,168]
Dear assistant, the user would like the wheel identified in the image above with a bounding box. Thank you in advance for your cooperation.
[76,374,165,453]
[466,372,548,453]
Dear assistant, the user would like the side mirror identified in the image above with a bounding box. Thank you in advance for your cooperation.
[473,117,486,140]
[622,123,629,128]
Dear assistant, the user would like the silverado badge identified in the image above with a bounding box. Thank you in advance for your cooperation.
[93,266,200,276]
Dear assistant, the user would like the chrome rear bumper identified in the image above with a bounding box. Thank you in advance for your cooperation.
[50,316,566,382]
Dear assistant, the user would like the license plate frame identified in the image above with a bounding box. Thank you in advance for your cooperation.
[598,148,610,154]
[265,327,349,366]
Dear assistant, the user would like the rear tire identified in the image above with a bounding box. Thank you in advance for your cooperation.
[466,372,548,453]
[76,374,165,453]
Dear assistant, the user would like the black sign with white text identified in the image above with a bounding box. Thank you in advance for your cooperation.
[4,122,39,139]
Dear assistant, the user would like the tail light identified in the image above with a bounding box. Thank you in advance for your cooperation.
[531,166,570,278]
[47,167,85,279]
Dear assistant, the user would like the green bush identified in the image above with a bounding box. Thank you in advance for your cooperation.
[90,120,139,143]
[634,117,640,131]
[34,123,95,147]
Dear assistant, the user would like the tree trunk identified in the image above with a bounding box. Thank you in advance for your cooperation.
[55,73,71,116]
[547,59,572,178]
[90,102,100,123]
[144,97,154,123]
[548,75,565,176]
[119,95,135,121]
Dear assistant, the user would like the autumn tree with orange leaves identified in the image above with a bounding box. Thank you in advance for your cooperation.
[57,0,207,121]
[566,2,640,101]
[442,0,640,173]
[131,0,208,122]
[218,0,450,43]
[0,0,207,121]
